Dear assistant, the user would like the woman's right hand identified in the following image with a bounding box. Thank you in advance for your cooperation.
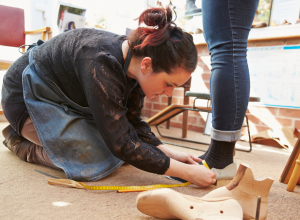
[165,159,216,188]
[184,164,216,187]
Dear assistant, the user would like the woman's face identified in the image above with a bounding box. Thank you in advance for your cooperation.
[139,67,191,99]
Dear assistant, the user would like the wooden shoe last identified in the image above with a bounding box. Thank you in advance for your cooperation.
[137,188,243,220]
[201,163,274,220]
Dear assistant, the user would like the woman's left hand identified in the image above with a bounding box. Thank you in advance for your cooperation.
[171,151,201,165]
[157,144,201,165]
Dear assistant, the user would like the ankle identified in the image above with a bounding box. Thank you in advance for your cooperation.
[204,139,235,169]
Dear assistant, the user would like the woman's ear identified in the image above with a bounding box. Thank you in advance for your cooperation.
[141,57,153,75]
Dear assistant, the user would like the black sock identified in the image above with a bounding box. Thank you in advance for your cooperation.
[199,148,209,160]
[203,139,235,169]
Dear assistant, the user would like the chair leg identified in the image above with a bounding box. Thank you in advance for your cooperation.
[166,97,172,129]
[182,87,190,138]
[182,110,188,138]
[245,115,252,152]
[287,154,300,192]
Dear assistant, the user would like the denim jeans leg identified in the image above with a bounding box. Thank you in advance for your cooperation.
[202,0,259,142]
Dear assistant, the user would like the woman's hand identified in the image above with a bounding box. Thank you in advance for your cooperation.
[165,159,216,188]
[157,144,201,165]
[184,165,216,187]
[171,151,201,165]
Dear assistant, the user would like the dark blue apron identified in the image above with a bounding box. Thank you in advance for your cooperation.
[22,47,126,181]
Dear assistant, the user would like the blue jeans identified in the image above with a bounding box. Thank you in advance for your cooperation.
[202,0,259,142]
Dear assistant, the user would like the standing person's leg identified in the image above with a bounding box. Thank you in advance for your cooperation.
[200,0,259,169]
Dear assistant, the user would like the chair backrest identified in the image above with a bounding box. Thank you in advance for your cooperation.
[0,5,25,47]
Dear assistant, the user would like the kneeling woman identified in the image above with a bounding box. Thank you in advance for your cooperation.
[2,7,215,186]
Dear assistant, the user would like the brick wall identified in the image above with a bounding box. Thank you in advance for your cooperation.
[142,37,300,137]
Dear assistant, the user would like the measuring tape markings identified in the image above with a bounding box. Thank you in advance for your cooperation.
[77,181,191,191]
[47,161,210,192]
[47,178,192,192]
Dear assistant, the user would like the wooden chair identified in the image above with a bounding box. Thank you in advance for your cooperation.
[147,92,260,152]
[166,77,191,138]
[0,4,52,115]
[280,133,300,192]
[0,4,52,71]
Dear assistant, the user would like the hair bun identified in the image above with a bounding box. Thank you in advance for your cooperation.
[138,6,173,29]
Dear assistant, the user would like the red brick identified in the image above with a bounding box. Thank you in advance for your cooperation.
[247,114,260,125]
[188,116,198,124]
[203,65,210,72]
[196,46,203,54]
[145,102,152,109]
[178,98,184,105]
[144,97,151,102]
[150,110,159,117]
[285,40,300,45]
[170,115,180,122]
[178,115,197,124]
[201,73,211,81]
[172,97,178,104]
[187,125,204,133]
[251,125,270,134]
[161,121,167,126]
[172,88,184,97]
[153,104,168,111]
[189,110,201,116]
[170,122,182,129]
[278,108,300,118]
[295,120,300,129]
[161,96,169,103]
[145,96,159,103]
[149,96,159,102]
[199,117,206,126]
[144,109,152,118]
[204,46,209,54]
[276,118,292,127]
[254,41,284,47]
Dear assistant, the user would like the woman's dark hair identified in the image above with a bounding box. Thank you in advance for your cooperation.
[128,6,197,74]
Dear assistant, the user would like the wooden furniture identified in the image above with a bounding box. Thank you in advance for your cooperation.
[166,77,191,139]
[0,4,52,71]
[286,154,300,192]
[147,92,260,152]
[202,163,274,220]
[280,134,300,192]
[137,188,243,220]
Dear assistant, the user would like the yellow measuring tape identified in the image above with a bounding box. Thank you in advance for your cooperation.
[47,160,209,193]
[202,160,210,169]
[48,178,191,193]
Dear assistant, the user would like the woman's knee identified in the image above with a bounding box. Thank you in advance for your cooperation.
[21,117,42,146]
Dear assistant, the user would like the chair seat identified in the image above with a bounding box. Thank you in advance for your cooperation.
[0,60,13,70]
[185,92,261,102]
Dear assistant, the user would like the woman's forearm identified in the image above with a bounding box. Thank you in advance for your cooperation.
[164,158,190,179]
[157,144,175,159]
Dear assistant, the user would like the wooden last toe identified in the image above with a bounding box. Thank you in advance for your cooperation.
[136,188,243,220]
